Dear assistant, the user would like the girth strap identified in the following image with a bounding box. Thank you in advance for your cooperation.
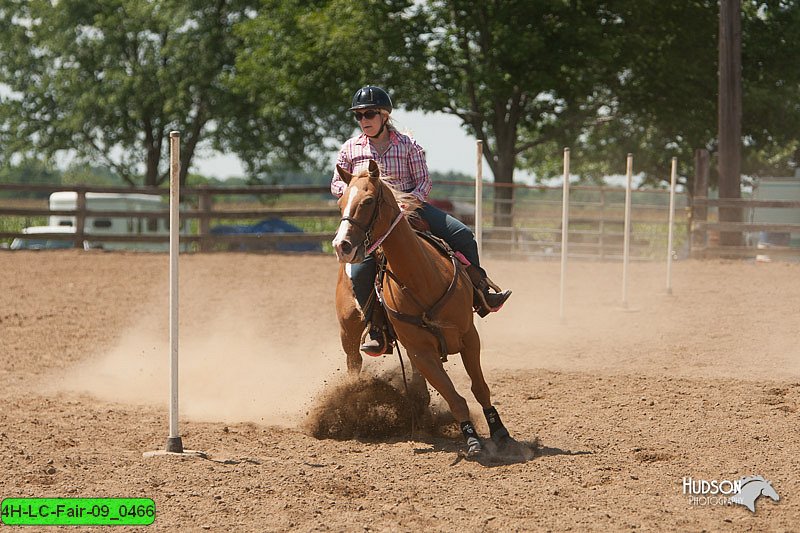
[374,250,462,362]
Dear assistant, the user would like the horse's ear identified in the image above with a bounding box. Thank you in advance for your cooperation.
[336,164,353,185]
[368,160,380,178]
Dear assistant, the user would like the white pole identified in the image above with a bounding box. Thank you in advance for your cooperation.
[559,148,570,322]
[622,153,633,308]
[666,157,678,295]
[167,131,183,453]
[475,140,483,256]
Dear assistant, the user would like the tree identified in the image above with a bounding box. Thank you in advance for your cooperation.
[0,0,257,187]
[404,0,622,224]
[557,0,719,191]
[741,0,800,176]
[566,0,800,194]
[227,0,424,179]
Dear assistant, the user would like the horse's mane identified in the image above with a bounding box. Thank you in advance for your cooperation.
[351,168,422,214]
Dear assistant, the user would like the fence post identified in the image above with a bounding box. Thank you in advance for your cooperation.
[599,188,606,260]
[559,147,570,322]
[198,188,212,252]
[622,154,633,308]
[666,157,678,294]
[691,148,709,256]
[474,140,483,256]
[75,188,86,250]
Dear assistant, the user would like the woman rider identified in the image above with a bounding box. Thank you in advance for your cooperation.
[331,85,511,356]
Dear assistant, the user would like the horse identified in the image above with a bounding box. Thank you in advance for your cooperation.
[331,160,514,456]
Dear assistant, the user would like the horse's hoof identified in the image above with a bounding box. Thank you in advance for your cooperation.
[490,427,510,444]
[465,437,482,458]
[493,434,528,459]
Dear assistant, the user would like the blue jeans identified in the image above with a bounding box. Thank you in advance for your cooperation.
[348,202,483,310]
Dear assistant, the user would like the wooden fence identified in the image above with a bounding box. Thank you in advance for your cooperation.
[3,181,799,261]
[0,183,336,252]
[436,180,690,261]
[690,196,800,260]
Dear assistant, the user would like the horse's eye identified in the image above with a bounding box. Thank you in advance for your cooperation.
[362,197,375,206]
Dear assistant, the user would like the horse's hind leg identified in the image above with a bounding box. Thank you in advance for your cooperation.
[407,361,430,420]
[461,324,512,444]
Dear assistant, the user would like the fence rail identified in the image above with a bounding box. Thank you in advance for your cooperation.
[0,183,335,251]
[8,181,797,262]
[689,196,800,260]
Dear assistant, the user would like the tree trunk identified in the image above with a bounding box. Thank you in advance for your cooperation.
[691,148,710,254]
[143,124,164,188]
[491,146,515,230]
[718,0,742,246]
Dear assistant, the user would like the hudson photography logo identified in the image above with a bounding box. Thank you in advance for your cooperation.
[682,475,780,513]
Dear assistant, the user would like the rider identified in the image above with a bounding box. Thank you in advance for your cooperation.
[331,85,511,356]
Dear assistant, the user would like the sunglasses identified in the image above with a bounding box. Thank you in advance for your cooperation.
[353,110,381,121]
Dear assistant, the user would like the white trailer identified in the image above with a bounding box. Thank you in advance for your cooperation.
[48,192,181,251]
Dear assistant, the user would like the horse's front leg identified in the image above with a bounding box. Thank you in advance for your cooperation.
[336,267,364,375]
[460,324,513,446]
[406,350,481,455]
[339,320,363,375]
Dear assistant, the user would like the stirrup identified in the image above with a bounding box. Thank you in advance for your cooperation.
[360,327,393,357]
[474,282,512,318]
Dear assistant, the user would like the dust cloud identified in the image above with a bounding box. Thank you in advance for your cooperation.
[50,310,342,427]
[47,257,800,427]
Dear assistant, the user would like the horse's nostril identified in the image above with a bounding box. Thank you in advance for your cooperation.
[340,241,352,255]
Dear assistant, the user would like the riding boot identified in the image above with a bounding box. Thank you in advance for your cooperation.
[360,304,393,356]
[465,264,512,318]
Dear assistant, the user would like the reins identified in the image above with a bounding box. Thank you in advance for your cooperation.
[339,179,404,257]
[366,211,403,256]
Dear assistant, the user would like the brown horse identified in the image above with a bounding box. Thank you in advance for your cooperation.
[332,160,514,455]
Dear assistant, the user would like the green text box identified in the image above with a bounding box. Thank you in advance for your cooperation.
[1,498,155,526]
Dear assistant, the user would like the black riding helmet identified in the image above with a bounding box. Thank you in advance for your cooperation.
[349,86,393,112]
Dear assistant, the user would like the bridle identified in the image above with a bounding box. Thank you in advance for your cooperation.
[339,177,403,256]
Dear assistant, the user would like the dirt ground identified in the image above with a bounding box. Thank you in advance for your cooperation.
[1,250,798,532]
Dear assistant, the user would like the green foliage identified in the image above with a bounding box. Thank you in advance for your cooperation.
[410,0,622,187]
[228,0,423,177]
[0,0,259,187]
[2,0,800,195]
[0,161,62,198]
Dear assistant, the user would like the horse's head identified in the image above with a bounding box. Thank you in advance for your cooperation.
[760,481,780,502]
[332,160,399,263]
[732,476,781,512]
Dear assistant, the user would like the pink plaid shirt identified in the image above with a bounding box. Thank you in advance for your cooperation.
[331,129,431,202]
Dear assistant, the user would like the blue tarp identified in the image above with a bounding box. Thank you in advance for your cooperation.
[210,217,321,252]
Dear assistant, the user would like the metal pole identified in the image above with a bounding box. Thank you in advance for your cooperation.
[666,157,677,295]
[475,140,483,256]
[559,148,570,322]
[166,131,183,453]
[622,153,633,308]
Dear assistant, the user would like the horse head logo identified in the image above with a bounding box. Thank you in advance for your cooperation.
[729,476,780,513]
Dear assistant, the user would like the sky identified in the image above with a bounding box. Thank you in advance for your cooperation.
[193,110,493,182]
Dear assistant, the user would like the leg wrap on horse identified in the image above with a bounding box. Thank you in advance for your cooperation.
[483,406,510,442]
[460,420,482,455]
